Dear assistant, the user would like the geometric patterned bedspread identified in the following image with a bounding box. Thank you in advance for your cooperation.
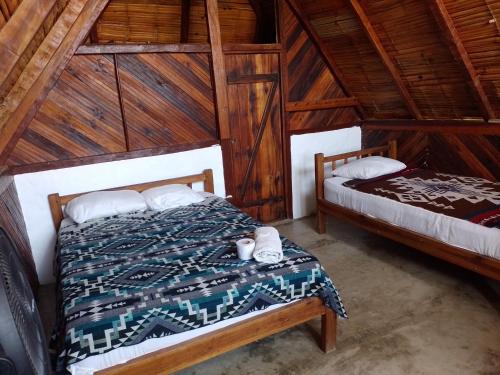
[344,169,500,228]
[54,196,347,372]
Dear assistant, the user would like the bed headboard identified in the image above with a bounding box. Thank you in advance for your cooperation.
[314,140,397,200]
[48,169,214,230]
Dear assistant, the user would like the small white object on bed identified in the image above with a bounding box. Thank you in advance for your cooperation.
[65,190,147,224]
[141,184,205,211]
[333,156,406,179]
[253,227,283,264]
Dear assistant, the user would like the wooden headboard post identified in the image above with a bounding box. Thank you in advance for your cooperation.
[388,140,397,159]
[315,153,325,200]
[48,170,216,231]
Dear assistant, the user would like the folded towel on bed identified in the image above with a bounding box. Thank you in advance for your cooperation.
[253,226,283,264]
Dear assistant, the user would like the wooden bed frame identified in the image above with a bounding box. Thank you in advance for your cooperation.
[48,169,337,375]
[315,141,500,282]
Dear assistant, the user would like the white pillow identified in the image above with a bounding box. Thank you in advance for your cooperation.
[333,156,406,179]
[141,184,205,211]
[65,190,147,224]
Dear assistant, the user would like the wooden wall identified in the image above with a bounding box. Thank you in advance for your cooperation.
[7,52,218,172]
[363,123,500,181]
[0,172,38,291]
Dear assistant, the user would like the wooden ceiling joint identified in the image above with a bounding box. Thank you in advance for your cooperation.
[429,0,496,121]
[349,0,423,120]
[285,0,365,120]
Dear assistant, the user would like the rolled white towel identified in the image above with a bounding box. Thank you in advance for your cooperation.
[253,226,283,264]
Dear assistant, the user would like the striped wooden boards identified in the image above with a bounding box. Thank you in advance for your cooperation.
[283,1,360,133]
[7,53,218,168]
[363,128,500,181]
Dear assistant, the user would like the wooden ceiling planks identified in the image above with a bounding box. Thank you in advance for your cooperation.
[299,0,412,119]
[357,0,482,120]
[0,0,111,165]
[0,0,23,26]
[443,0,500,119]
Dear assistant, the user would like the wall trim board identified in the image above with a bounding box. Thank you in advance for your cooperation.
[14,146,226,285]
[363,120,500,135]
[9,141,219,175]
[289,122,362,135]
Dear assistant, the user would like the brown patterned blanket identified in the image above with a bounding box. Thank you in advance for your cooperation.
[343,169,500,228]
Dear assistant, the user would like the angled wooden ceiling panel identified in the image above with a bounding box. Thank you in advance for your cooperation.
[116,53,217,150]
[443,0,500,119]
[7,55,126,166]
[359,0,482,119]
[284,1,359,131]
[299,0,412,120]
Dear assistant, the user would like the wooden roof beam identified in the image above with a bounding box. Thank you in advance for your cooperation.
[429,0,495,121]
[0,0,58,92]
[0,0,111,163]
[349,0,423,120]
[285,0,365,120]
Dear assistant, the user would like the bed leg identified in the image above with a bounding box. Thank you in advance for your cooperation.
[317,209,326,234]
[320,308,337,353]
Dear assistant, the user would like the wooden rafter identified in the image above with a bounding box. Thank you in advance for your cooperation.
[285,0,365,119]
[205,0,231,140]
[429,0,495,121]
[0,0,111,164]
[180,0,191,43]
[286,98,360,112]
[349,0,423,120]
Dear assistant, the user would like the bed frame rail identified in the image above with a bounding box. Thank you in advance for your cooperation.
[48,169,214,230]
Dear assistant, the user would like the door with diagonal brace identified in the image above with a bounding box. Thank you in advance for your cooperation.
[222,54,285,222]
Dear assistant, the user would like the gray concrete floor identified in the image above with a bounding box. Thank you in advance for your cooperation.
[38,216,500,375]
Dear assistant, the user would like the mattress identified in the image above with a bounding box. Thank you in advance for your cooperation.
[324,176,500,259]
[55,196,347,374]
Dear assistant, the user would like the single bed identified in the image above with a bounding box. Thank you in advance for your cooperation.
[48,170,347,375]
[315,142,500,281]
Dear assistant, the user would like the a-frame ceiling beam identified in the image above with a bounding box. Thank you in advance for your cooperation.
[349,0,423,120]
[0,0,110,164]
[285,0,366,120]
[0,0,57,95]
[180,0,191,43]
[429,0,495,121]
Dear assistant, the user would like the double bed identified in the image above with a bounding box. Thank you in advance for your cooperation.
[315,141,500,281]
[48,170,347,374]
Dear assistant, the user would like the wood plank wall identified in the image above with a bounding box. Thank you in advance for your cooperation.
[363,123,500,181]
[0,173,38,291]
[7,53,218,172]
[282,1,360,134]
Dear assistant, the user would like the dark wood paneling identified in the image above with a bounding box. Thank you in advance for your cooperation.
[0,174,38,291]
[283,1,359,133]
[363,123,500,181]
[362,128,428,168]
[224,53,285,222]
[116,53,217,150]
[427,133,500,181]
[7,54,126,166]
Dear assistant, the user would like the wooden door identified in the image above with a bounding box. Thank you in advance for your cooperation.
[223,54,285,222]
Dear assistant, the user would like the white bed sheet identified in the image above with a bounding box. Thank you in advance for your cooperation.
[69,302,293,375]
[324,176,500,259]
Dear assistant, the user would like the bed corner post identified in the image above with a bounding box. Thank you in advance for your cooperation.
[315,153,326,234]
[321,308,337,353]
[388,140,398,159]
[203,169,215,194]
[48,193,63,231]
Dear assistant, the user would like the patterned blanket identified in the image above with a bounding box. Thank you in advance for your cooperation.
[54,196,347,372]
[344,169,500,228]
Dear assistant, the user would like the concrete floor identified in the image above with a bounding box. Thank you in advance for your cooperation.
[39,216,500,375]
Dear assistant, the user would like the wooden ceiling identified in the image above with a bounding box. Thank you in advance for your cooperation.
[80,0,500,121]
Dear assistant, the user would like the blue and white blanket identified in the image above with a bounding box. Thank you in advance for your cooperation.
[54,196,347,371]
